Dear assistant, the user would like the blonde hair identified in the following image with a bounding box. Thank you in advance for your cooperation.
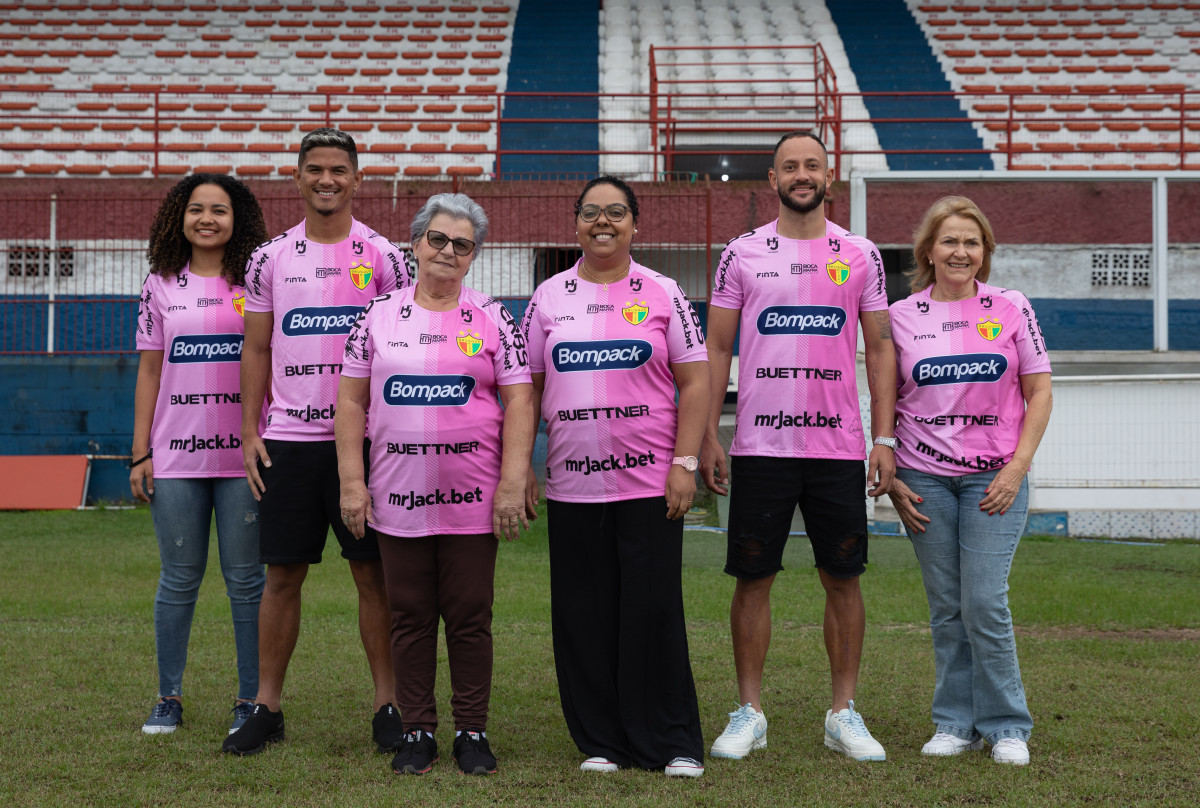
[908,196,996,293]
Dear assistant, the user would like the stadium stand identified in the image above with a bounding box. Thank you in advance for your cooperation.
[909,0,1200,169]
[0,1,518,178]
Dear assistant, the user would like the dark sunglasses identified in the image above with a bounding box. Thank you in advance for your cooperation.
[578,203,630,223]
[425,230,476,256]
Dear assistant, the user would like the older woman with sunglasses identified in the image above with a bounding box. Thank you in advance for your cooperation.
[522,176,710,777]
[336,193,534,776]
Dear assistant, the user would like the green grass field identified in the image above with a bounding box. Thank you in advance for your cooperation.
[2,507,1198,807]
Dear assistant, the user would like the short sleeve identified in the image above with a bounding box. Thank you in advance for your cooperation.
[243,247,273,313]
[1008,291,1052,376]
[521,289,548,374]
[341,299,375,378]
[664,281,708,364]
[135,274,163,351]
[708,242,743,310]
[375,242,411,295]
[857,243,889,313]
[492,302,533,386]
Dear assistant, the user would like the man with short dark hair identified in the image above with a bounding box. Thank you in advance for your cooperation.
[224,128,412,755]
[701,130,897,762]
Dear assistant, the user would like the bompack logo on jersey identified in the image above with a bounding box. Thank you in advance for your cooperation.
[457,330,483,357]
[349,260,373,290]
[977,318,1002,341]
[316,267,341,278]
[914,353,1008,387]
[168,334,244,364]
[622,300,649,325]
[587,304,614,314]
[756,305,845,337]
[233,293,245,317]
[383,374,476,406]
[282,305,362,336]
[826,258,850,286]
[552,339,653,373]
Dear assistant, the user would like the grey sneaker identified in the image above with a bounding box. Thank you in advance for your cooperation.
[142,699,183,735]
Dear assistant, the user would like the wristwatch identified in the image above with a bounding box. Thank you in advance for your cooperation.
[672,456,699,472]
[873,437,899,450]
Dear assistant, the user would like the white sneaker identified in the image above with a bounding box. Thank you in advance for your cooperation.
[665,756,704,778]
[823,700,886,761]
[580,756,618,773]
[922,731,984,756]
[709,703,767,759]
[991,738,1030,765]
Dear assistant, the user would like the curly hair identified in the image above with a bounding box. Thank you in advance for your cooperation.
[574,175,640,222]
[908,195,996,294]
[145,173,268,286]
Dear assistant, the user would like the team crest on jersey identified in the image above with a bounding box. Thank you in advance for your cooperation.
[456,330,483,357]
[349,260,373,290]
[622,300,649,325]
[977,318,1002,341]
[232,293,245,317]
[826,258,850,286]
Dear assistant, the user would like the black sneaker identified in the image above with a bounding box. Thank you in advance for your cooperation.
[372,704,404,753]
[221,703,284,755]
[453,730,497,775]
[391,729,438,775]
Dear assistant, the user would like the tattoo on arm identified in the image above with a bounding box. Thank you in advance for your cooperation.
[872,310,893,341]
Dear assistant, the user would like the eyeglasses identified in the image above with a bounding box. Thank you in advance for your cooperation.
[577,203,630,223]
[424,230,476,256]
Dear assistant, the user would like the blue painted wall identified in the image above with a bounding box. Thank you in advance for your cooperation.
[1032,298,1200,351]
[498,0,600,177]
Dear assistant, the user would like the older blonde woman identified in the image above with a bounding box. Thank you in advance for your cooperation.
[888,196,1052,766]
[336,193,534,776]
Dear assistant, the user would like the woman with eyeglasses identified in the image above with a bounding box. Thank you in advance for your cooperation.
[521,176,710,777]
[335,192,534,776]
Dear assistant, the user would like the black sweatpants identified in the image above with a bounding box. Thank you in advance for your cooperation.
[547,496,704,769]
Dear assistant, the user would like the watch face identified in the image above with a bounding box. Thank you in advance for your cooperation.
[682,456,698,472]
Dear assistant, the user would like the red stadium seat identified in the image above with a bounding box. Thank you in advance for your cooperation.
[404,165,442,176]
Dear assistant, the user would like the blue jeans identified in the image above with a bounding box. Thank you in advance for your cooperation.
[896,467,1032,744]
[150,477,265,700]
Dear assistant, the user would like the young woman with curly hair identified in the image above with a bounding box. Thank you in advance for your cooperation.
[131,174,270,740]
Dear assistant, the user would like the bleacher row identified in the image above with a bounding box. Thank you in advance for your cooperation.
[0,1,515,178]
[910,1,1200,169]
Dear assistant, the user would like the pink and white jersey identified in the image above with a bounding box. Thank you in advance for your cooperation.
[243,218,411,441]
[710,219,888,460]
[522,259,708,503]
[135,267,257,478]
[890,281,1051,477]
[341,285,531,537]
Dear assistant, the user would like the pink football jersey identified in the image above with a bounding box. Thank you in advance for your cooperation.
[243,218,411,441]
[522,259,708,503]
[135,267,257,477]
[709,219,888,460]
[341,285,532,537]
[890,281,1051,476]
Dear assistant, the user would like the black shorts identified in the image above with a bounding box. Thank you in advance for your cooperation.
[725,456,868,580]
[257,438,380,565]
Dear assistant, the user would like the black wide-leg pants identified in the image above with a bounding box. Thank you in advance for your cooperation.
[547,496,704,769]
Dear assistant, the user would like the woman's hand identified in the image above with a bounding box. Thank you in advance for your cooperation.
[665,465,696,521]
[887,477,930,535]
[494,479,529,541]
[130,458,154,503]
[339,480,373,540]
[524,465,540,520]
[980,462,1025,516]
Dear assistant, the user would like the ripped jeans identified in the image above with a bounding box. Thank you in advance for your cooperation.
[149,477,264,700]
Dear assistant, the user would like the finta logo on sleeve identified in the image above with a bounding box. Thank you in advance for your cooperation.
[755,306,846,336]
[383,374,476,406]
[281,305,363,336]
[913,353,1008,386]
[167,334,244,363]
[551,339,653,372]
